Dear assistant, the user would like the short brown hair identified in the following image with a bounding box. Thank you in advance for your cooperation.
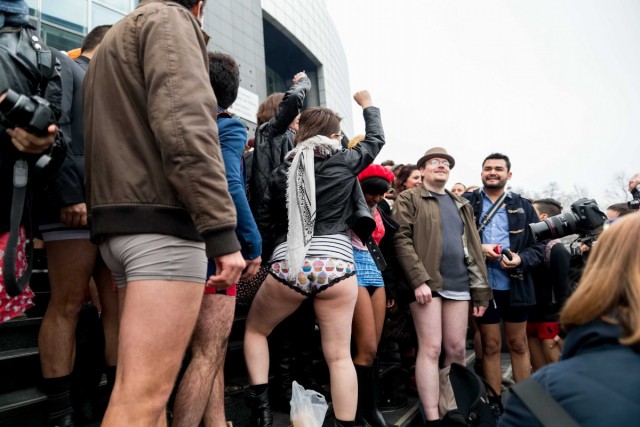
[561,214,640,350]
[256,93,284,127]
[294,107,341,145]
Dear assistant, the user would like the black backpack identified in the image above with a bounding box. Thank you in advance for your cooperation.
[440,363,498,427]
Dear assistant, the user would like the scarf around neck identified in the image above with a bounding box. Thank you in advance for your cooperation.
[285,135,342,280]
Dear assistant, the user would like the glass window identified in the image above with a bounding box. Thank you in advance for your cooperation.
[92,4,125,28]
[41,23,84,51]
[26,0,37,16]
[95,0,131,14]
[42,0,87,33]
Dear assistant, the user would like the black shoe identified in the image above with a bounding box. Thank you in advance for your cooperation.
[47,413,76,427]
[246,385,273,427]
[355,363,390,427]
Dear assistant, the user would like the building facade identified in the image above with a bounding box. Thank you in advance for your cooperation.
[27,0,353,133]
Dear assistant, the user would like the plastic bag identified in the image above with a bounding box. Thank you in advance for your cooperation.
[290,380,328,427]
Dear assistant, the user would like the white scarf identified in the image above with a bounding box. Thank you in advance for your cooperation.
[285,135,342,280]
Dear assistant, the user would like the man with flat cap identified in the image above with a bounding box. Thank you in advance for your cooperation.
[393,147,492,425]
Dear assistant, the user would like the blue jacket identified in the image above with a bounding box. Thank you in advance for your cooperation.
[214,114,261,263]
[500,318,640,427]
[464,190,543,306]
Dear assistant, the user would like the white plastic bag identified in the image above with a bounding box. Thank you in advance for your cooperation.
[290,380,328,427]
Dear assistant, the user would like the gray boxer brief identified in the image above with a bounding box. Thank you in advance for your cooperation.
[99,234,207,288]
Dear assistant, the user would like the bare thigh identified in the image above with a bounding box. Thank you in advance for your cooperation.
[245,276,307,337]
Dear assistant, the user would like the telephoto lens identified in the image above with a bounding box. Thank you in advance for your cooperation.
[529,213,579,242]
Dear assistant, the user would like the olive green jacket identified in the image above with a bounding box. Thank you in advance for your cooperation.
[392,186,492,307]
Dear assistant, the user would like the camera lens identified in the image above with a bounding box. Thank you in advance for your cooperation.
[529,213,579,242]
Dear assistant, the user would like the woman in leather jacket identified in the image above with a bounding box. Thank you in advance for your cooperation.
[350,164,397,427]
[244,90,384,427]
[248,71,311,213]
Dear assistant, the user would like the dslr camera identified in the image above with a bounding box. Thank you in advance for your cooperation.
[0,88,56,136]
[629,186,640,211]
[529,198,607,243]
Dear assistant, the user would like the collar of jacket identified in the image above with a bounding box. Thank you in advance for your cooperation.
[139,1,211,43]
[561,317,626,360]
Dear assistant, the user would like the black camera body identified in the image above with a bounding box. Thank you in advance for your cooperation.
[0,88,56,136]
[629,186,640,211]
[529,198,607,243]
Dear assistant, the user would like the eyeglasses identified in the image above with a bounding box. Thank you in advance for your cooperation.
[427,159,451,168]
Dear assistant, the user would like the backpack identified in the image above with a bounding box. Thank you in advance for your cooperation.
[439,363,498,426]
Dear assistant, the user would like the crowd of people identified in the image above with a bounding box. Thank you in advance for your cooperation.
[1,1,640,427]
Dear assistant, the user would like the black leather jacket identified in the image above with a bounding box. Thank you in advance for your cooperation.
[257,106,385,261]
[0,25,64,232]
[249,76,311,213]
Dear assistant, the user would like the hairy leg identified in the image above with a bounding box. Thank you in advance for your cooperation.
[410,298,442,421]
[39,239,96,377]
[101,280,203,427]
[244,276,305,385]
[314,276,359,421]
[173,294,235,427]
[441,300,470,366]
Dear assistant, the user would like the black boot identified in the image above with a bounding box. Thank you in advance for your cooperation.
[246,384,273,427]
[355,363,390,427]
[334,420,355,427]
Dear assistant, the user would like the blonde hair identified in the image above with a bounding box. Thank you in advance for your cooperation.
[561,213,640,349]
[348,134,365,149]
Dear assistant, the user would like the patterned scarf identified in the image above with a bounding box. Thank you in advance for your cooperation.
[285,135,341,280]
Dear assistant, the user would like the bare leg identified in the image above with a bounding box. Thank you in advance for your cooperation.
[173,293,235,427]
[541,338,561,365]
[101,280,203,427]
[527,335,546,371]
[410,298,442,421]
[504,322,531,383]
[94,259,119,367]
[244,276,306,385]
[352,287,378,366]
[39,239,96,377]
[203,359,228,427]
[479,323,503,395]
[370,287,387,347]
[314,276,359,421]
[441,300,470,367]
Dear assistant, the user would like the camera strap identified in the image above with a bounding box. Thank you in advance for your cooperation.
[3,160,33,297]
[477,191,508,234]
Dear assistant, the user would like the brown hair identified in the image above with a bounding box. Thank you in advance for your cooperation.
[561,214,640,350]
[394,164,419,193]
[256,93,284,127]
[294,107,341,145]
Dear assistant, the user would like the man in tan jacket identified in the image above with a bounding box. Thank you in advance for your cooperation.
[83,1,245,425]
[393,147,492,425]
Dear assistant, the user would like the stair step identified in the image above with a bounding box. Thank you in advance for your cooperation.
[0,387,46,414]
[0,347,39,362]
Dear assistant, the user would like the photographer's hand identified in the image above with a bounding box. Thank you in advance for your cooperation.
[500,250,522,269]
[7,124,58,154]
[629,172,640,192]
[60,203,88,227]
